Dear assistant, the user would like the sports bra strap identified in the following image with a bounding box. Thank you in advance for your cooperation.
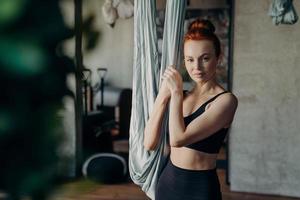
[200,91,229,109]
[183,91,229,119]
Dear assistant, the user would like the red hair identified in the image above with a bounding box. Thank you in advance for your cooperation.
[184,19,221,58]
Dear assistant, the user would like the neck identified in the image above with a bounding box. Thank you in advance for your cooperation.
[191,77,219,96]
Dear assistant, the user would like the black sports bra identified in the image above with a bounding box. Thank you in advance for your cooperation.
[183,91,229,154]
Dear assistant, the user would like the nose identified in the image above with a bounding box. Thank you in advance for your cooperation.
[195,59,203,70]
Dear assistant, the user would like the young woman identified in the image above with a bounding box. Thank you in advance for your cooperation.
[143,19,238,200]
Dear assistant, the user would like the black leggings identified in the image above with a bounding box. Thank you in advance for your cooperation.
[155,158,222,200]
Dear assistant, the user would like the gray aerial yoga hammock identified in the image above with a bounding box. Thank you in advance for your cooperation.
[129,0,186,199]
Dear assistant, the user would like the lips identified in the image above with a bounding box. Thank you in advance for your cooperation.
[193,71,204,75]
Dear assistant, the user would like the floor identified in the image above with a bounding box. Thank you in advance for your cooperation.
[49,168,299,200]
[49,145,300,200]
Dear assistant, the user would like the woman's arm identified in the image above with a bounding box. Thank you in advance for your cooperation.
[143,92,170,151]
[169,92,238,147]
[168,91,185,146]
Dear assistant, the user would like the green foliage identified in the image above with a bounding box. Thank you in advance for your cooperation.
[0,0,74,199]
[0,0,27,29]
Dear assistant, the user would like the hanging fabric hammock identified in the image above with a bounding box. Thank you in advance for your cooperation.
[129,0,186,199]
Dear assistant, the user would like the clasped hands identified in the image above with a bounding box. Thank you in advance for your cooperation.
[160,65,183,98]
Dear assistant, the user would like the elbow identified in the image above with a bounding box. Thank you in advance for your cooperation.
[169,132,186,147]
[170,142,181,148]
[170,138,184,148]
[143,131,157,151]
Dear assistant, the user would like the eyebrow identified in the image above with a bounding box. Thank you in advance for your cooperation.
[185,53,211,58]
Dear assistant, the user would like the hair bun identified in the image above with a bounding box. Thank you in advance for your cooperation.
[188,19,215,34]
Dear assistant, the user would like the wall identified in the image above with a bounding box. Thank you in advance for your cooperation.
[59,0,134,176]
[83,1,134,88]
[229,0,300,197]
[62,0,134,89]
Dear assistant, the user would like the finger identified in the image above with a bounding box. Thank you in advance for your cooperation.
[165,67,176,74]
[164,73,174,80]
[166,66,173,73]
[164,71,172,77]
[164,73,171,79]
[162,74,170,80]
[167,68,177,76]
[162,72,169,79]
[164,68,172,74]
[168,66,178,73]
[161,74,167,79]
[164,70,174,77]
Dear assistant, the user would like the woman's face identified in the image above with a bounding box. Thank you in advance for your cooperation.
[184,40,218,83]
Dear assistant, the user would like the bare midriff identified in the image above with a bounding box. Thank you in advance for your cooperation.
[170,146,218,170]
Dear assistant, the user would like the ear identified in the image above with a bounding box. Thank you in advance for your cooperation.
[216,56,223,67]
[216,52,224,66]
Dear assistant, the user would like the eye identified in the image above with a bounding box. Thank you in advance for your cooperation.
[203,57,210,62]
[186,58,193,62]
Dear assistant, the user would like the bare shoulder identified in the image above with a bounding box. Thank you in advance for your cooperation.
[205,91,238,128]
[212,91,238,110]
[223,92,238,104]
